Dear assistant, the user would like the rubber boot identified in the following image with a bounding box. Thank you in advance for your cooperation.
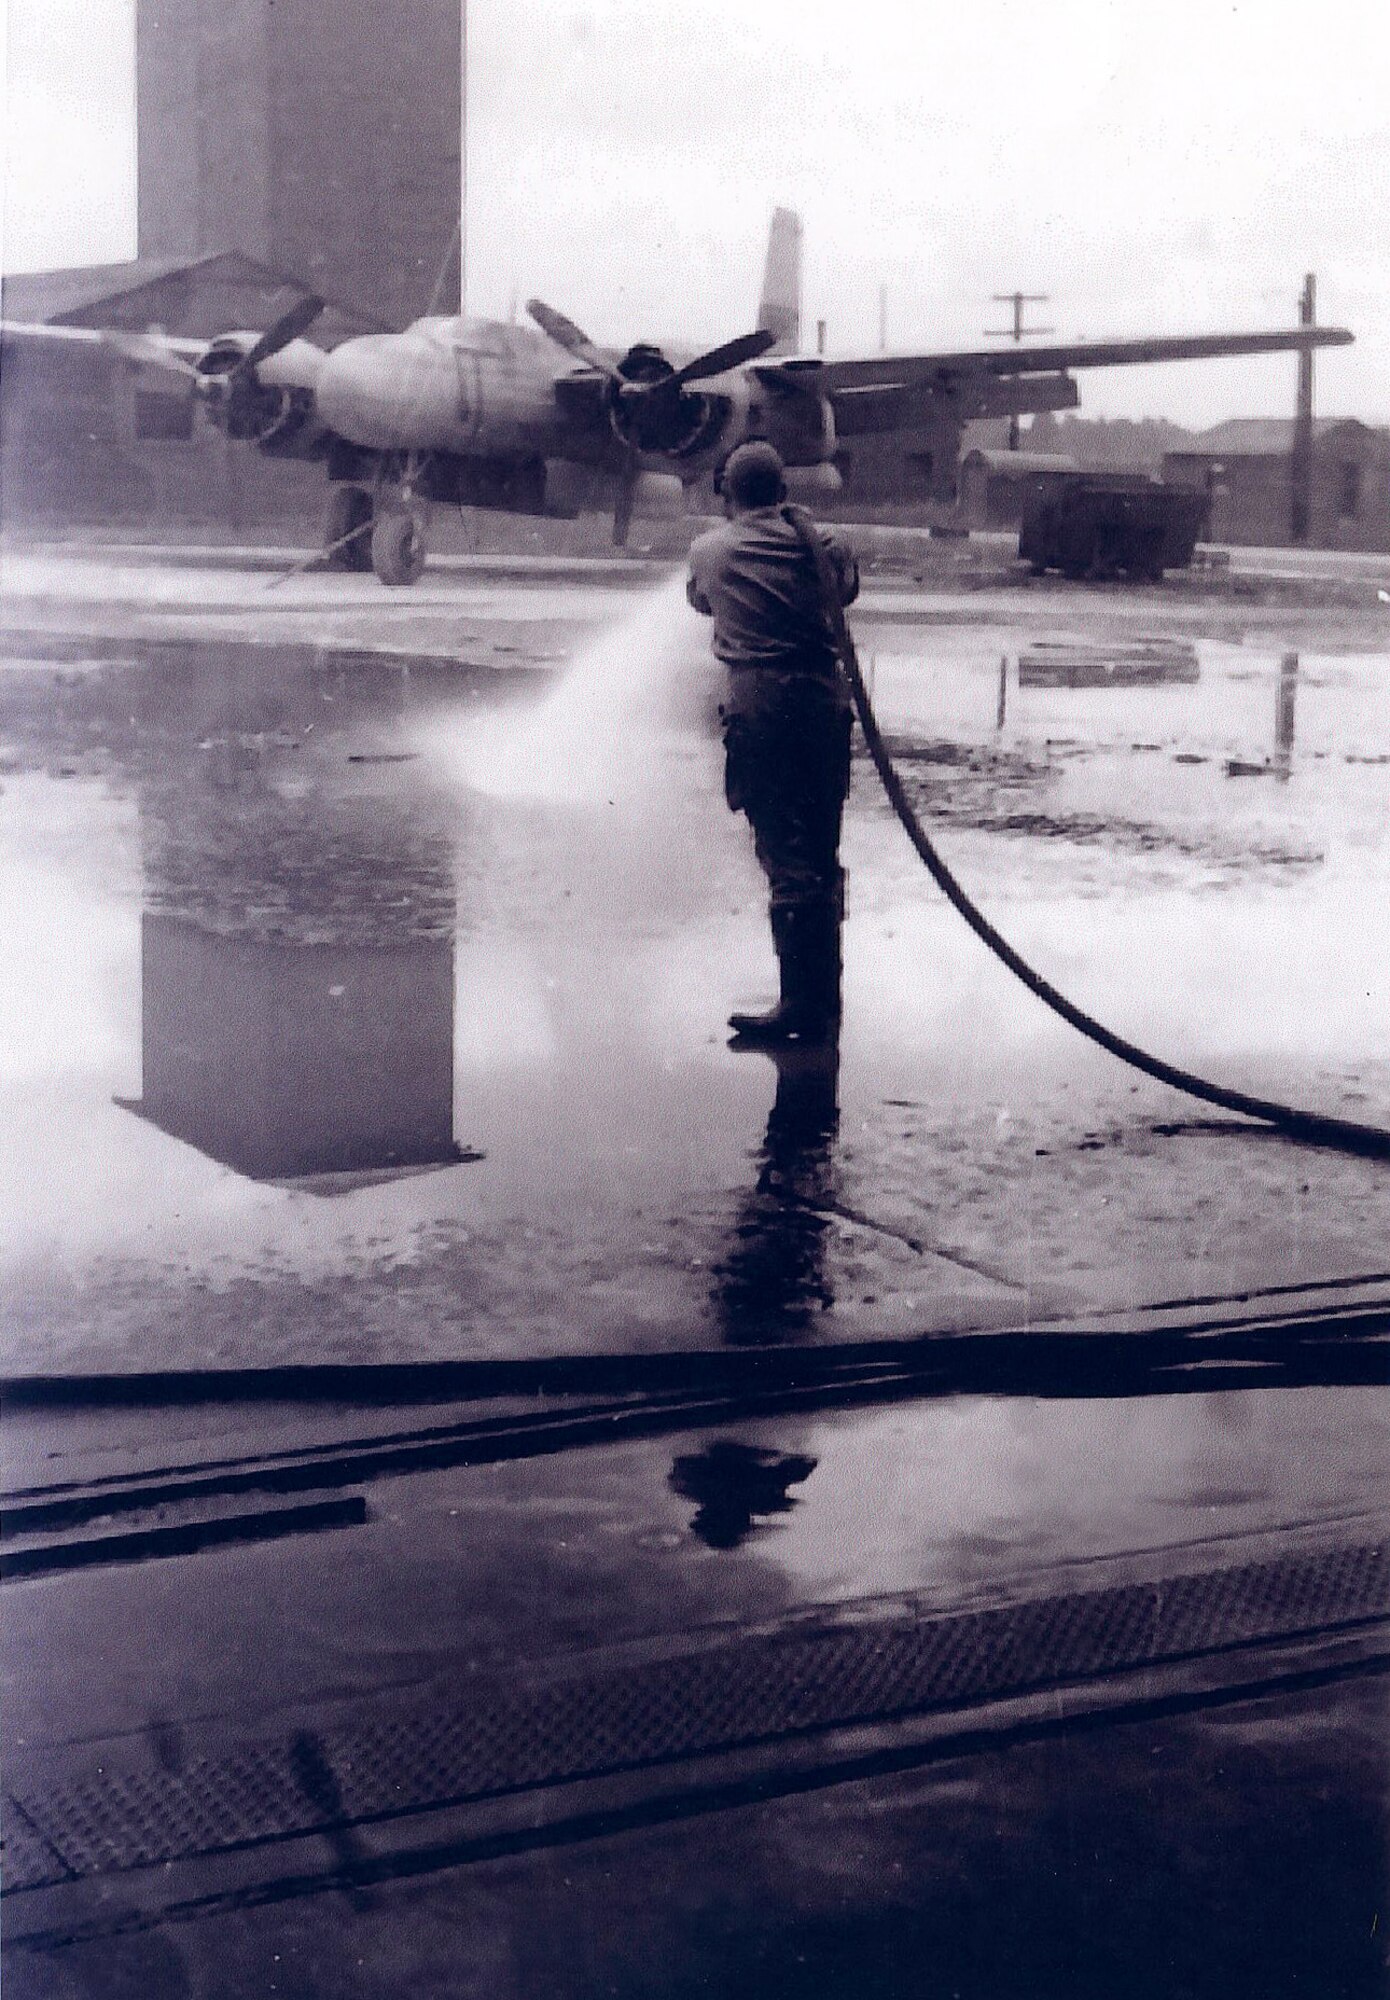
[801,900,842,1038]
[728,904,800,1045]
[729,904,840,1047]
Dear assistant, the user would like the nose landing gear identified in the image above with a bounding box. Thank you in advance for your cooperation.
[323,456,431,586]
[370,507,428,586]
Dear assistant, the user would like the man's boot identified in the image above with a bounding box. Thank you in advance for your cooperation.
[728,903,800,1044]
[802,898,842,1037]
[729,903,839,1046]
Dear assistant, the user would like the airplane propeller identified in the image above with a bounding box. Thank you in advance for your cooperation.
[105,295,325,393]
[230,294,326,378]
[180,293,326,443]
[527,300,777,543]
[612,441,641,549]
[100,294,327,458]
[662,329,779,388]
[525,300,619,381]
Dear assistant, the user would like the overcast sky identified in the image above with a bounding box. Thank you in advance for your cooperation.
[4,0,1386,424]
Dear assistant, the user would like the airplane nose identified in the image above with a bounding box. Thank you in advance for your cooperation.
[315,335,456,450]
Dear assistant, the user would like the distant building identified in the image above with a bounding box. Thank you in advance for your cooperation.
[1,253,383,346]
[0,254,377,527]
[1163,419,1390,553]
[136,0,462,330]
[818,420,1017,526]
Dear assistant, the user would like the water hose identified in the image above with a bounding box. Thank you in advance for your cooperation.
[782,505,1390,1161]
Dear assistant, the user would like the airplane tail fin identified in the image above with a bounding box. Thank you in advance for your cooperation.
[757,207,802,354]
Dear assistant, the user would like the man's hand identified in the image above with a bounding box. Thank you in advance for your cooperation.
[829,541,860,608]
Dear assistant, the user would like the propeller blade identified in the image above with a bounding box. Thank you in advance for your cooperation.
[667,328,777,388]
[527,299,621,379]
[235,294,325,375]
[612,446,640,547]
[103,330,200,379]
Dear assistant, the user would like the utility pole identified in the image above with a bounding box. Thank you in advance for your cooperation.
[459,0,468,315]
[1290,273,1315,545]
[986,291,1054,449]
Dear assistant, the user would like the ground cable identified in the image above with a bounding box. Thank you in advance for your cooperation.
[784,505,1390,1160]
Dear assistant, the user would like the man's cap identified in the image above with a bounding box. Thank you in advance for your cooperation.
[719,440,786,507]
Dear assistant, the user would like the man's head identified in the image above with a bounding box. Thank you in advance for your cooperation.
[718,440,786,513]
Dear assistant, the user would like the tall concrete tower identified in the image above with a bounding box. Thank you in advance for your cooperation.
[136,0,462,329]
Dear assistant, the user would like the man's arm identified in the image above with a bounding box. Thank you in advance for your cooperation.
[686,535,714,616]
[820,530,860,607]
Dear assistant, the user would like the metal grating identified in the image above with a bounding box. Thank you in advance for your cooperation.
[8,1540,1388,1890]
[1,1798,73,1894]
[9,1748,315,1883]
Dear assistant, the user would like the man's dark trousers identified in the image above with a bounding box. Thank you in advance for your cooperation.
[723,672,852,1033]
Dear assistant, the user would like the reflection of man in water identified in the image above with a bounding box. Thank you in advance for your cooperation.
[687,442,859,1046]
[712,1043,841,1346]
[670,1440,818,1550]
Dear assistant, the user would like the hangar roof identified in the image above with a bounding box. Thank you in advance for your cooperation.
[1170,418,1385,456]
[1,252,387,348]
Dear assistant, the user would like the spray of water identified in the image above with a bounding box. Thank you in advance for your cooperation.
[431,573,720,803]
[413,571,761,983]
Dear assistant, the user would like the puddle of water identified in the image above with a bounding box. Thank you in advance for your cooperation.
[756,1386,1390,1603]
[3,618,1389,1370]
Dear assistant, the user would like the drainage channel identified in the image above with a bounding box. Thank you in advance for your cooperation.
[4,1283,1387,1584]
[5,1533,1388,1951]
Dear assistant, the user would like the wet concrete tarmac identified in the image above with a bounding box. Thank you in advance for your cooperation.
[3,565,1389,1368]
[1,545,1388,1995]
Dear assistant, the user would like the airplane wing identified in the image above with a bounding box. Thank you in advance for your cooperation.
[1,320,207,374]
[806,325,1353,394]
[0,319,328,392]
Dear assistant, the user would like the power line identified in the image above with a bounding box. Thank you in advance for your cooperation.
[985,292,1056,449]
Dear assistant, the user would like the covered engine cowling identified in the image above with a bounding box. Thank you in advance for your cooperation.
[783,462,843,499]
[627,469,686,517]
[539,461,685,522]
[196,335,316,450]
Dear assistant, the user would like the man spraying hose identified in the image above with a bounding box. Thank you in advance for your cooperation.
[687,442,860,1046]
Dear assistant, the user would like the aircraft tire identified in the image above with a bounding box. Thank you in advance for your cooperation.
[325,486,374,571]
[371,510,428,587]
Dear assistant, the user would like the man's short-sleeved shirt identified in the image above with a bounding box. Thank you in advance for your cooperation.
[686,508,859,684]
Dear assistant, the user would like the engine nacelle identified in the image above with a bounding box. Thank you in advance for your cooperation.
[693,368,837,478]
[196,333,321,453]
[538,461,686,522]
[629,470,686,518]
[783,462,843,499]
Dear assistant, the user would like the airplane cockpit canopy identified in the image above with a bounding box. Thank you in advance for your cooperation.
[405,316,515,356]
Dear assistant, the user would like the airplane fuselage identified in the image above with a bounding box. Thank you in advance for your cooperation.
[310,314,833,487]
[317,318,582,457]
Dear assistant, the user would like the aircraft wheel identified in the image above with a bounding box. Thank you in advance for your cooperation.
[371,509,427,586]
[325,486,374,570]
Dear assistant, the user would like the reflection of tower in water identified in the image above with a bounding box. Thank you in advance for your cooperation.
[711,1045,841,1345]
[120,740,473,1185]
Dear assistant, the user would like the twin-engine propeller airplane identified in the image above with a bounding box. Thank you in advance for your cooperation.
[1,211,1352,584]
